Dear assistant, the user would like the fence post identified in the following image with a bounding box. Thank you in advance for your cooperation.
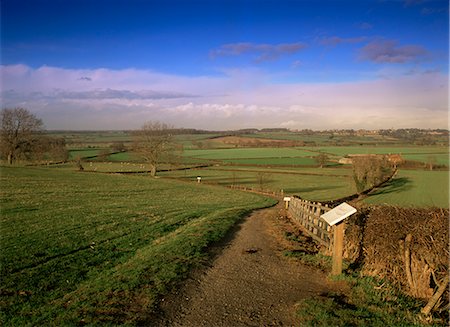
[331,222,345,276]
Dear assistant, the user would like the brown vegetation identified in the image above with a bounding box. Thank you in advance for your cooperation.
[344,205,448,306]
[1,107,68,164]
[1,107,43,164]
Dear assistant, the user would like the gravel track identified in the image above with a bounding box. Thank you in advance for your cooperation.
[154,203,331,326]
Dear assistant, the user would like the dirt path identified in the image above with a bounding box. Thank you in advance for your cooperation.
[155,203,332,326]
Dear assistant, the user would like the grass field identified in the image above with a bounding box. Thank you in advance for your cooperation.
[159,166,356,201]
[184,147,319,159]
[68,148,104,160]
[365,169,449,208]
[221,157,318,166]
[310,145,448,157]
[0,166,275,325]
[401,153,449,166]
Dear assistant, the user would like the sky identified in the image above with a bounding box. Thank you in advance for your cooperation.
[1,0,448,130]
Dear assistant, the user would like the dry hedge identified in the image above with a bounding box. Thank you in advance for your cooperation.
[343,205,449,302]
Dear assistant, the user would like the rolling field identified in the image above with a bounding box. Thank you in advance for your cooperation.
[184,147,319,160]
[159,166,357,201]
[364,169,449,208]
[310,145,448,157]
[221,157,318,166]
[0,166,275,325]
[401,153,449,166]
[182,147,324,167]
[68,148,104,160]
[244,132,398,145]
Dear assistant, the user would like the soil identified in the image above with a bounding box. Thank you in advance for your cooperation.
[153,202,341,326]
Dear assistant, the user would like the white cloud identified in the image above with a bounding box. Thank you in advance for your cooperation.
[0,64,447,130]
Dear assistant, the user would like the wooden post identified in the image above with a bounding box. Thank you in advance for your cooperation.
[331,222,345,276]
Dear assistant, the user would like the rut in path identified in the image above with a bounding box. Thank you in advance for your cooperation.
[155,203,334,326]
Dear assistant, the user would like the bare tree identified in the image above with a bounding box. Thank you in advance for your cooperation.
[0,108,44,164]
[133,121,177,177]
[256,171,272,190]
[426,155,437,171]
[314,153,329,168]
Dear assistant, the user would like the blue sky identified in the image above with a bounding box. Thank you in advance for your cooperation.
[1,0,448,130]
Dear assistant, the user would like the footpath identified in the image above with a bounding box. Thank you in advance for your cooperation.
[154,203,336,326]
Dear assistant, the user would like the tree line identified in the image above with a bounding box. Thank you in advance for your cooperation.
[0,108,180,177]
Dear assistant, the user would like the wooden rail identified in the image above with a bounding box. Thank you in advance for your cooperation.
[228,184,283,197]
[288,197,332,247]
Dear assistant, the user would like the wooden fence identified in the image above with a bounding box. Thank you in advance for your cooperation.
[288,197,332,247]
[228,184,283,197]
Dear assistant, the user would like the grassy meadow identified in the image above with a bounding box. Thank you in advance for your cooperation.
[364,170,449,208]
[159,166,357,201]
[62,131,449,207]
[1,130,449,325]
[0,165,275,325]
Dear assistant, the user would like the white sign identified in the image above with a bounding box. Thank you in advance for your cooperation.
[283,197,291,202]
[320,202,356,226]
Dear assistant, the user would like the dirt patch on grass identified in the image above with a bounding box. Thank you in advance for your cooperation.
[152,203,340,326]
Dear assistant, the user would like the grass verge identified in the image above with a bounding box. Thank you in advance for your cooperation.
[0,165,276,325]
[296,274,443,327]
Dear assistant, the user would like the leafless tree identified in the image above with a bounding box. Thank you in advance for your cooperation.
[426,155,437,171]
[314,153,329,168]
[0,108,44,164]
[133,121,177,177]
[256,171,272,190]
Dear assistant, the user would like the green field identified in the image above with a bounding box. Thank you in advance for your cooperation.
[221,157,318,166]
[244,132,398,145]
[159,166,356,201]
[68,148,104,160]
[0,166,275,325]
[365,169,449,208]
[401,153,449,166]
[310,145,448,157]
[184,147,319,160]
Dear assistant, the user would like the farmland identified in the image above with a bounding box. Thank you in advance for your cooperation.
[58,130,449,208]
[1,129,449,325]
[0,166,275,325]
[364,170,449,208]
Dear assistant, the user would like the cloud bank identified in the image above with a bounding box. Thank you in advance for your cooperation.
[210,42,307,62]
[359,39,428,63]
[0,64,447,130]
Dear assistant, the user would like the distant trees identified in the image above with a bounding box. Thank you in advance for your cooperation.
[133,121,178,177]
[352,155,394,193]
[34,136,69,163]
